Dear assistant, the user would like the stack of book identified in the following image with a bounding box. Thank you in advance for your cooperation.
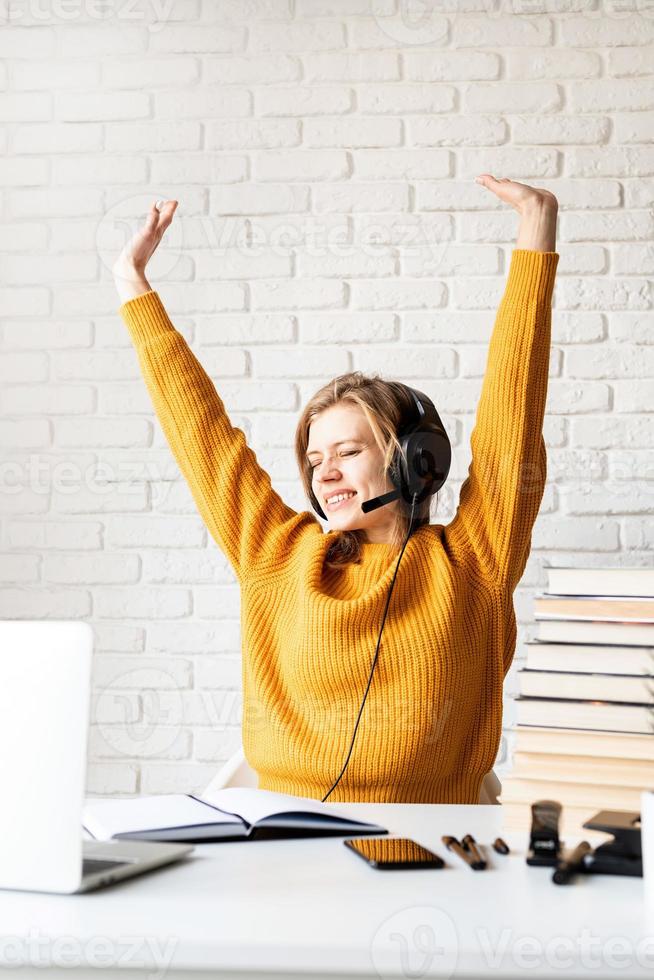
[499,566,654,843]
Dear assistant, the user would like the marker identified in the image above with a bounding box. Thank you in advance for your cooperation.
[461,834,487,869]
[442,835,485,871]
[552,841,592,885]
[492,837,510,855]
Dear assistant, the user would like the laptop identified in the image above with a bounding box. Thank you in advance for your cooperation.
[0,620,193,893]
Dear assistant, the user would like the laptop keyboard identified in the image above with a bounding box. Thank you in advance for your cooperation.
[82,857,128,876]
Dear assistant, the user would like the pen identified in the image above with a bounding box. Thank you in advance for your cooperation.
[442,835,486,871]
[461,834,487,869]
[552,840,592,885]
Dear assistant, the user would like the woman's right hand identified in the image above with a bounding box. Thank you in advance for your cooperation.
[112,199,178,278]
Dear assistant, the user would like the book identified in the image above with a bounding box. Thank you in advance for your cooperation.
[511,751,654,787]
[545,566,654,598]
[498,776,643,811]
[514,697,654,734]
[536,618,654,647]
[82,786,388,843]
[512,724,654,759]
[534,595,654,623]
[502,565,654,841]
[516,668,654,704]
[525,642,654,675]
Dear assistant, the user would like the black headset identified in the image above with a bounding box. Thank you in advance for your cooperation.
[308,387,452,524]
[306,386,452,801]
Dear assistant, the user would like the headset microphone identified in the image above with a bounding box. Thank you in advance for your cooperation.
[307,386,452,802]
[360,488,399,514]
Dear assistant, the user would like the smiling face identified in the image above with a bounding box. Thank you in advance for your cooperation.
[306,402,400,544]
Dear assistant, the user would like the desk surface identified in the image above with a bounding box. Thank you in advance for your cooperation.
[0,802,651,980]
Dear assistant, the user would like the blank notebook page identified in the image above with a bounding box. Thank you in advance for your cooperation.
[83,794,237,840]
[199,786,350,825]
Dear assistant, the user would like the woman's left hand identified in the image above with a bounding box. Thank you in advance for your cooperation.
[475,175,558,215]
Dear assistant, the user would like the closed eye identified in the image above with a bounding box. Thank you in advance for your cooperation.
[309,450,359,470]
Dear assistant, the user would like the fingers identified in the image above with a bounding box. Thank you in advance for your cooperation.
[475,174,510,185]
[147,199,178,235]
[153,199,178,216]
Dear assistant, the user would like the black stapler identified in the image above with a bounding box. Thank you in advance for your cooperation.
[581,810,643,878]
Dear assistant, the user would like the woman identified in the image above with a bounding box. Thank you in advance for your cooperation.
[113,176,559,804]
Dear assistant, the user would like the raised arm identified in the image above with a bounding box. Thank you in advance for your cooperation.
[112,201,310,585]
[445,178,559,592]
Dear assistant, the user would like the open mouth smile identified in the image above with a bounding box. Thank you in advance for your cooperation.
[324,491,357,512]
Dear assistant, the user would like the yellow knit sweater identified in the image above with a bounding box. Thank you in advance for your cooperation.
[118,248,559,804]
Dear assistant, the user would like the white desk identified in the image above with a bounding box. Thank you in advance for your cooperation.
[0,803,651,980]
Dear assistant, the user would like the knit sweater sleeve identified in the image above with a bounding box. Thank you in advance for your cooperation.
[117,290,304,584]
[444,249,559,593]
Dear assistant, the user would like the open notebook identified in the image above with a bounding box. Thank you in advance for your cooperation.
[82,786,388,843]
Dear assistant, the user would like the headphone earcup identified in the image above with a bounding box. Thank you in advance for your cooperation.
[409,429,451,495]
[393,428,451,506]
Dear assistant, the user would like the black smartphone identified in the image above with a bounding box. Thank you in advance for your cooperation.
[344,837,445,870]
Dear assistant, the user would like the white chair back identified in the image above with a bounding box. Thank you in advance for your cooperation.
[204,747,501,804]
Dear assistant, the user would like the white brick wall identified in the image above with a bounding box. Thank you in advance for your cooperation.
[1,1,652,797]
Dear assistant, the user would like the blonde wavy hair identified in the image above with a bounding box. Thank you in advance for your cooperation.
[294,371,436,569]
